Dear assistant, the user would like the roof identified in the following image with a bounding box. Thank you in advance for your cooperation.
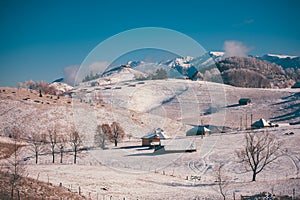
[186,126,211,136]
[292,82,300,88]
[251,118,271,128]
[239,98,251,102]
[142,128,168,139]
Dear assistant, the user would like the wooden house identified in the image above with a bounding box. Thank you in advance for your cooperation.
[141,128,167,146]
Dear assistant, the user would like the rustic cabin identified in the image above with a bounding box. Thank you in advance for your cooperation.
[239,98,251,105]
[141,128,168,146]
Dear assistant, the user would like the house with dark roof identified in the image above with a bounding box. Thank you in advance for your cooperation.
[239,98,251,105]
[291,82,300,88]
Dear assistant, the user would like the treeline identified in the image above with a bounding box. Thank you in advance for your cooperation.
[82,71,101,82]
[20,80,58,95]
[134,68,168,80]
[215,57,296,88]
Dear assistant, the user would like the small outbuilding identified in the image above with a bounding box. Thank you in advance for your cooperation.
[291,82,300,89]
[186,126,211,136]
[251,118,272,129]
[141,128,168,146]
[239,98,251,105]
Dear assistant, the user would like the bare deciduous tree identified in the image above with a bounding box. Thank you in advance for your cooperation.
[93,90,103,104]
[58,135,66,164]
[214,164,229,200]
[23,80,57,95]
[236,131,282,181]
[48,128,58,163]
[68,129,83,164]
[17,82,23,90]
[110,122,125,147]
[28,132,47,164]
[95,124,111,149]
[5,127,26,199]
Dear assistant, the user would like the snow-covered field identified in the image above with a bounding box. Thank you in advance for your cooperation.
[22,127,300,199]
[1,74,300,199]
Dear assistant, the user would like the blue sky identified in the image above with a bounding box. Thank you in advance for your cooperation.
[0,0,299,86]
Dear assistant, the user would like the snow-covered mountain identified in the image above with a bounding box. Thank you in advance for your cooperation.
[209,51,225,62]
[127,60,145,68]
[259,54,300,70]
[264,54,298,59]
[163,56,194,68]
[71,50,299,89]
[209,51,225,57]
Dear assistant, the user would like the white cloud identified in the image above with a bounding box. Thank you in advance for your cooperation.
[223,41,251,57]
[232,19,255,27]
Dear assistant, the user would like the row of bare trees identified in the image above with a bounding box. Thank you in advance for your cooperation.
[18,80,57,95]
[26,121,126,165]
[5,121,126,167]
[26,127,83,165]
[1,124,85,199]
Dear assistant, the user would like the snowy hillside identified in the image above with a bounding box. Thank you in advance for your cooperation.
[49,82,73,94]
[1,74,300,199]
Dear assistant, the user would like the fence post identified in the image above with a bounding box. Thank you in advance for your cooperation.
[293,188,295,200]
[245,114,248,129]
[240,116,242,130]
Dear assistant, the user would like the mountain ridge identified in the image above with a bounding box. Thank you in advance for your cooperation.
[69,52,300,89]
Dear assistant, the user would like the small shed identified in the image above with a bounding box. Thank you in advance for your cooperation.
[141,128,168,146]
[186,126,211,136]
[291,82,300,89]
[251,118,272,129]
[239,98,251,105]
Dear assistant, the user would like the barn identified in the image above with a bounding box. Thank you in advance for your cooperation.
[141,128,168,146]
[186,126,211,136]
[291,82,300,89]
[251,118,272,129]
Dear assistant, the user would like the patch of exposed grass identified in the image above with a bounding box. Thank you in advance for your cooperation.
[0,171,87,200]
[0,142,24,160]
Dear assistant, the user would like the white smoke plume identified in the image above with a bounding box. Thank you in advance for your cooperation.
[63,61,110,86]
[223,40,251,57]
[88,61,110,73]
[63,65,79,86]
